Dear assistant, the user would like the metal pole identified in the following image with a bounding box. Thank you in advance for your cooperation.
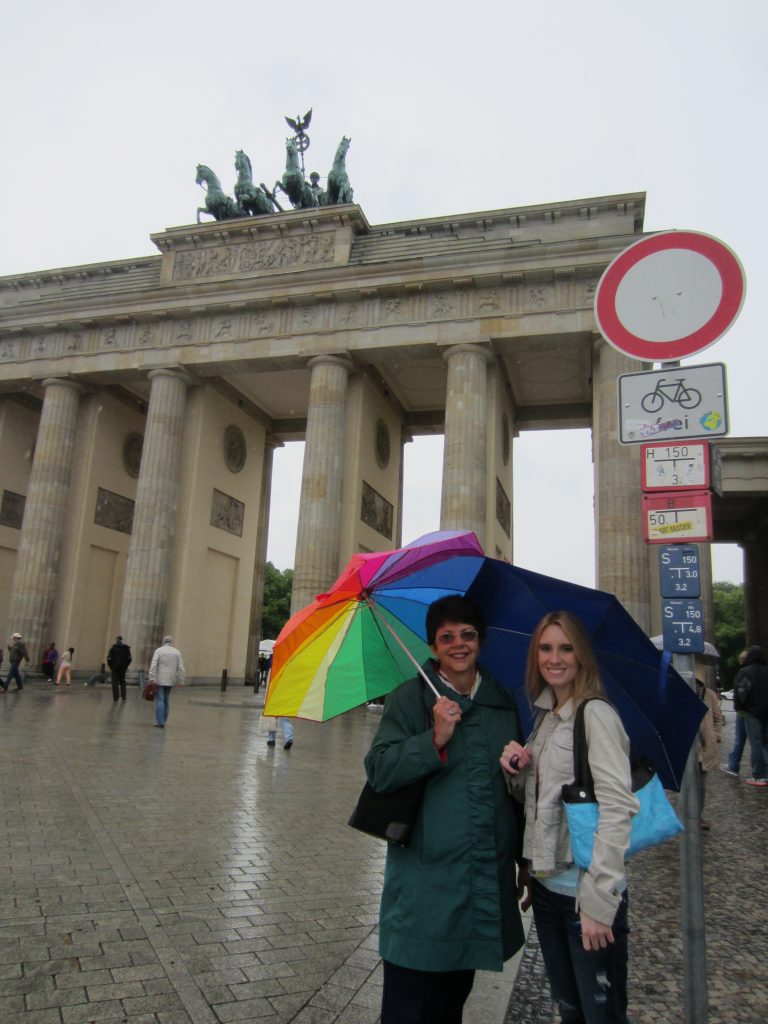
[220,668,228,693]
[673,651,708,1023]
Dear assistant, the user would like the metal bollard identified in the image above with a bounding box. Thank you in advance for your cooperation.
[220,668,228,692]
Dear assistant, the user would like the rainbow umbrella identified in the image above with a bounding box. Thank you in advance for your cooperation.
[263,530,484,720]
[264,534,704,789]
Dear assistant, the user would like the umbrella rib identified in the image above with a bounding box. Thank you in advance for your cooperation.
[365,596,440,698]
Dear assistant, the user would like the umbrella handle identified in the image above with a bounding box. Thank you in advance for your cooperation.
[364,596,441,699]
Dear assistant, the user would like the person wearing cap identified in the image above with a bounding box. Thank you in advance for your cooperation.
[2,633,30,692]
[107,635,132,703]
[148,635,185,728]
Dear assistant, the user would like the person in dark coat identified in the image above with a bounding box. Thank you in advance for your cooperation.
[733,645,768,786]
[41,643,59,681]
[107,635,132,703]
[364,595,527,1024]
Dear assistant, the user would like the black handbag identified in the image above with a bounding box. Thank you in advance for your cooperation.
[348,682,433,847]
[347,776,430,846]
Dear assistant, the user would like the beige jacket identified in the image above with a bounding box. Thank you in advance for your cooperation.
[697,683,724,772]
[513,690,639,925]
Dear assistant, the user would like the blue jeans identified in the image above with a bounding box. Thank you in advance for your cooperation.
[532,879,629,1024]
[3,662,24,690]
[155,686,171,726]
[268,719,294,744]
[727,714,747,773]
[744,713,768,779]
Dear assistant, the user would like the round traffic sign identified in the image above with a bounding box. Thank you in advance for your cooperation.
[594,230,746,361]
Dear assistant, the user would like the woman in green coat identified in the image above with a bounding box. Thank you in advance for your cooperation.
[364,595,527,1024]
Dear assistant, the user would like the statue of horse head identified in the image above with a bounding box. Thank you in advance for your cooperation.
[285,137,301,171]
[195,164,223,192]
[234,150,253,182]
[334,136,351,162]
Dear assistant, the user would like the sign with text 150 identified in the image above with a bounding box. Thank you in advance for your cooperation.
[662,599,705,653]
[658,545,701,597]
[642,442,710,492]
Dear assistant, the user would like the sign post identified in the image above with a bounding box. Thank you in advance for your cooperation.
[595,229,746,1024]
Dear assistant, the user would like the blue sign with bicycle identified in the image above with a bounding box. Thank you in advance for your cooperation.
[617,362,728,445]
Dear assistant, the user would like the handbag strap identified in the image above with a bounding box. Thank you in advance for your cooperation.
[571,697,609,789]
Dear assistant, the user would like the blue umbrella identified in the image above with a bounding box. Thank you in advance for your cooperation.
[374,550,704,791]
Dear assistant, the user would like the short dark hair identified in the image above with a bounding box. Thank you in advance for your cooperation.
[425,596,486,646]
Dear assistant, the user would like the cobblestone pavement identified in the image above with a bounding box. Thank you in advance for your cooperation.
[1,686,764,1023]
[504,704,768,1023]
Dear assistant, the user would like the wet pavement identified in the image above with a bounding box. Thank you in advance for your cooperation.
[0,684,764,1023]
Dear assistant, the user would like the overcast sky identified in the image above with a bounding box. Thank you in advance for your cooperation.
[3,1,764,586]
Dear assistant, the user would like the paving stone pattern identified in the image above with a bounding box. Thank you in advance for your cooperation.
[2,686,764,1023]
[0,684,389,1024]
[505,706,768,1023]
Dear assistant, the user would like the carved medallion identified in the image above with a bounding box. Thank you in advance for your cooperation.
[224,425,246,473]
[123,433,144,478]
[375,419,391,469]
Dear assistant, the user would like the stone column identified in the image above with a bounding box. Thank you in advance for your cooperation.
[245,436,281,679]
[744,535,768,647]
[291,355,352,614]
[440,344,492,549]
[6,378,83,661]
[120,368,191,669]
[592,336,651,631]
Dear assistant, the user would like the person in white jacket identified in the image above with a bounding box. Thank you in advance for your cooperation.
[149,636,185,729]
[501,611,638,1024]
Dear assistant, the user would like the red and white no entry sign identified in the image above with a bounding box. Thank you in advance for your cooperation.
[594,230,746,361]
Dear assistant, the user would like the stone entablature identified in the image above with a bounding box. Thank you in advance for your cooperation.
[0,272,601,373]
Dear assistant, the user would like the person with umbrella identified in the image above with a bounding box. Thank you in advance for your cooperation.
[501,610,638,1024]
[364,595,527,1024]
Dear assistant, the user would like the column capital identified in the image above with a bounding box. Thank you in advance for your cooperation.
[148,366,193,387]
[307,353,353,373]
[441,343,493,366]
[42,376,86,396]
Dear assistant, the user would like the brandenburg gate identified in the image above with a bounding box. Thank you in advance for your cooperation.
[1,192,763,678]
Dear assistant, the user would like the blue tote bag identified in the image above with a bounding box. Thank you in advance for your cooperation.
[561,699,684,870]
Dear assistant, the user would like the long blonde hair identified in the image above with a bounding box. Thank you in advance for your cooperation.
[525,611,606,705]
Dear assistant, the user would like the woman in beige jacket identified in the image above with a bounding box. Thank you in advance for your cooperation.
[501,611,638,1024]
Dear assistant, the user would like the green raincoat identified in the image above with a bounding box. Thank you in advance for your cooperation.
[365,660,525,972]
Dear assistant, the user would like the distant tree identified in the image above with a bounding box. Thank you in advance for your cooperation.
[261,562,293,640]
[712,581,745,687]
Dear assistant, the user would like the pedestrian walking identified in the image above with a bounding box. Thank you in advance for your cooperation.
[262,653,294,749]
[733,645,768,786]
[55,647,75,687]
[148,636,185,728]
[41,642,59,681]
[107,635,132,702]
[3,633,30,692]
[696,676,724,830]
[721,649,748,777]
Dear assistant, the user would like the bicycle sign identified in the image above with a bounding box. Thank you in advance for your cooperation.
[641,377,701,414]
[618,363,728,445]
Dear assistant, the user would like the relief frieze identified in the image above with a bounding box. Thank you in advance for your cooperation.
[361,480,393,540]
[211,488,244,537]
[172,232,336,282]
[94,487,135,534]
